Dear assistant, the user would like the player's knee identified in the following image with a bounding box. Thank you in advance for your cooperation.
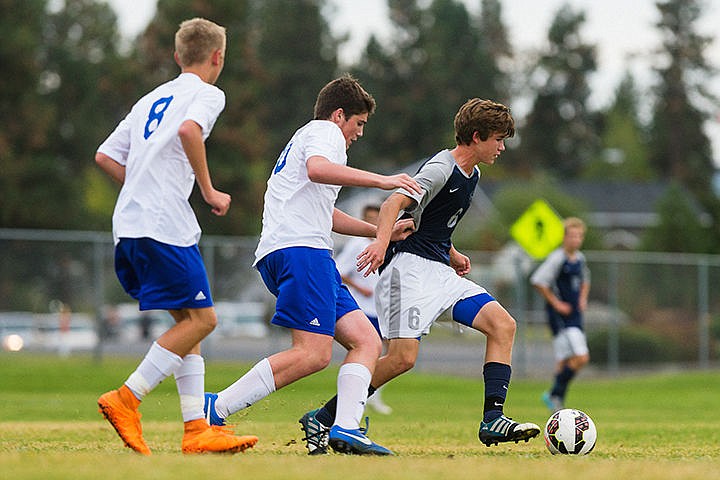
[390,351,416,374]
[303,346,333,372]
[491,314,516,342]
[195,310,218,335]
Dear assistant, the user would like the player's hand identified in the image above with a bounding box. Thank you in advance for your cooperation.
[554,300,573,316]
[450,250,471,276]
[390,218,415,241]
[357,239,387,277]
[379,173,422,195]
[204,189,231,216]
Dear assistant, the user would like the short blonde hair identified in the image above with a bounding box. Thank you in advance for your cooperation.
[175,18,226,67]
[564,217,586,233]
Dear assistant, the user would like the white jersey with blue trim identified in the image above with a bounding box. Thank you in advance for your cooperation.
[390,149,479,265]
[97,73,225,246]
[254,120,347,265]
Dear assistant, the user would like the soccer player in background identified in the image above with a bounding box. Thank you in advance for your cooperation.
[300,98,541,453]
[531,217,591,412]
[203,75,419,455]
[94,18,258,455]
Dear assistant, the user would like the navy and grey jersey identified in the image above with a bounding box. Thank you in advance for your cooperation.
[387,149,478,266]
[530,248,590,335]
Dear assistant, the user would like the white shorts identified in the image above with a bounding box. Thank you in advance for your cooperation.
[553,326,589,361]
[375,252,486,339]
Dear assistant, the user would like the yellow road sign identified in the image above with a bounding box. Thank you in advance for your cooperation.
[510,199,564,260]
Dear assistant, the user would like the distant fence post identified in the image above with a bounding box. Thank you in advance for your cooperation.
[607,259,620,375]
[92,236,106,363]
[698,259,709,369]
[514,255,527,377]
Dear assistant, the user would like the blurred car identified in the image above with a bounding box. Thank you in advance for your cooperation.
[0,311,97,352]
[214,301,268,338]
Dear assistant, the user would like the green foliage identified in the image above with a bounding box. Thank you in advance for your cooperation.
[1,0,718,254]
[588,325,692,363]
[515,5,600,177]
[350,0,511,171]
[640,183,711,253]
[648,0,720,250]
[583,73,654,181]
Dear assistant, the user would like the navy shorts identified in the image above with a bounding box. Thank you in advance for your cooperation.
[115,237,214,311]
[257,246,360,336]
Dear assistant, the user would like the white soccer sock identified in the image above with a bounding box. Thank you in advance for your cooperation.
[125,341,183,400]
[334,363,372,430]
[174,354,205,422]
[215,358,276,418]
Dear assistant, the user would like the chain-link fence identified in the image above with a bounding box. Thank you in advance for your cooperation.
[1,229,718,376]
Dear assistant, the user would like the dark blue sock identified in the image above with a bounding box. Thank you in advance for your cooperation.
[550,366,576,399]
[483,362,511,422]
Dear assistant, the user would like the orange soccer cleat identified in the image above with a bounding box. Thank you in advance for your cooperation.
[98,385,151,455]
[181,419,258,454]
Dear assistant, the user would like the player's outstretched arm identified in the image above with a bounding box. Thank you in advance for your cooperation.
[307,156,421,194]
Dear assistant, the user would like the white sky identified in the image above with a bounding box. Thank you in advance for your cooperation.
[106,0,720,164]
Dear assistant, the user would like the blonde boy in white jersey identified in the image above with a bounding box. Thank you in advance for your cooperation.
[203,75,419,455]
[95,18,257,455]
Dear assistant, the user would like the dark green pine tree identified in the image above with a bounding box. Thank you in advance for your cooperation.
[583,72,654,181]
[648,0,720,250]
[517,4,599,178]
[349,0,511,171]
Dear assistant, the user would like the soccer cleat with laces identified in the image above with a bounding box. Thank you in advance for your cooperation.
[299,409,330,455]
[97,385,151,455]
[479,414,540,447]
[181,419,258,454]
[328,422,394,456]
[204,392,226,426]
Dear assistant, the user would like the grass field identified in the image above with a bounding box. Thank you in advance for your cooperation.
[1,352,718,479]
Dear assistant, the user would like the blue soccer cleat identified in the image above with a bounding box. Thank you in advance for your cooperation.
[479,414,540,447]
[328,425,394,456]
[299,409,330,455]
[204,392,226,427]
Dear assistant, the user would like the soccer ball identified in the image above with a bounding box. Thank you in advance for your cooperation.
[544,408,597,455]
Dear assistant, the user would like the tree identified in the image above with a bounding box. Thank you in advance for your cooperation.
[0,0,131,229]
[583,73,654,181]
[648,0,719,250]
[516,4,599,178]
[640,183,711,253]
[350,0,511,171]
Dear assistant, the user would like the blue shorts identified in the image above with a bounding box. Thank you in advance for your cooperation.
[451,293,496,327]
[257,246,360,336]
[115,237,214,311]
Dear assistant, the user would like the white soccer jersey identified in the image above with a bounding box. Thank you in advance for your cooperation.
[97,73,225,246]
[254,120,347,264]
[335,236,378,316]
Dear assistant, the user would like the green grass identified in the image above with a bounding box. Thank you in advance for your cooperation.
[1,352,719,479]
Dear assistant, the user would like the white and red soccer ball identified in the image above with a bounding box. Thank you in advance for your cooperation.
[544,408,597,455]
